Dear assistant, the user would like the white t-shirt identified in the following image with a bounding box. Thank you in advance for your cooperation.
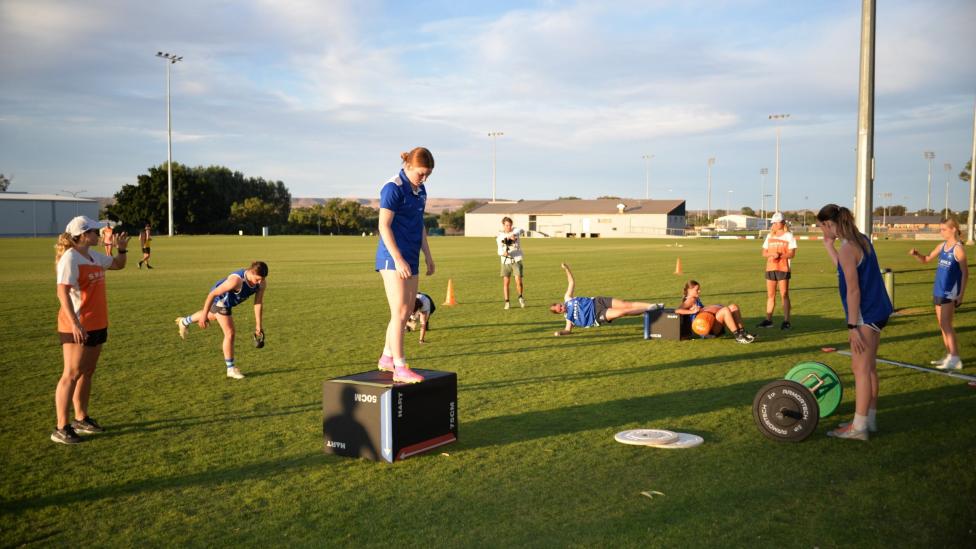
[416,293,433,315]
[496,228,524,263]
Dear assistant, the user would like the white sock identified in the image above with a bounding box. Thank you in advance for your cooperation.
[382,348,393,358]
[393,358,406,368]
[852,413,868,431]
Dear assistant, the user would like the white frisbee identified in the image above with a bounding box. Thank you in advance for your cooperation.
[652,432,704,449]
[614,429,679,446]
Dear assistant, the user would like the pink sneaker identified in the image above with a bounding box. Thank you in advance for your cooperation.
[377,354,394,372]
[393,365,424,384]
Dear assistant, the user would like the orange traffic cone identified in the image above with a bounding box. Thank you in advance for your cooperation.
[674,258,682,275]
[443,278,458,306]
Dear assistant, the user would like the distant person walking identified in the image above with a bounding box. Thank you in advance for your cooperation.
[758,212,797,329]
[496,216,525,309]
[52,216,129,444]
[100,223,115,256]
[175,262,268,379]
[375,147,435,384]
[817,204,893,441]
[138,224,153,269]
[909,219,968,370]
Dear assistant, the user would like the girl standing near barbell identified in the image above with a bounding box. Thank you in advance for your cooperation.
[816,204,893,441]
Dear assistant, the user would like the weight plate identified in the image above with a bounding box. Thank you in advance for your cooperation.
[752,380,820,442]
[785,361,842,418]
[614,429,680,446]
[649,432,704,449]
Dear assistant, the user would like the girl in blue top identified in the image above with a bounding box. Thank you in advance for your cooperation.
[549,263,661,336]
[909,219,968,371]
[817,204,893,441]
[375,148,435,384]
[175,261,268,380]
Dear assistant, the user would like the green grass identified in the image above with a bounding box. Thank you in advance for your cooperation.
[1,235,974,547]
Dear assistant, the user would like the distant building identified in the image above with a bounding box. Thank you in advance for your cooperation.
[714,214,765,230]
[0,193,100,237]
[465,199,686,238]
[873,215,942,231]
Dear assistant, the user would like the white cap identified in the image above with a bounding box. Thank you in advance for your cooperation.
[65,216,103,237]
[770,212,784,223]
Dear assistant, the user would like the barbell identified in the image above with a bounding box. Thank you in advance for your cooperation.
[752,361,843,442]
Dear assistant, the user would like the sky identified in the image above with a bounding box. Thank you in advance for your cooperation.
[1,0,975,213]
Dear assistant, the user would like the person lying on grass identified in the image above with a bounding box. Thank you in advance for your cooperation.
[549,262,661,336]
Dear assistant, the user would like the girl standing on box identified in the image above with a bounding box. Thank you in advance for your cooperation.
[52,216,129,444]
[908,219,968,370]
[375,148,435,383]
[817,204,893,441]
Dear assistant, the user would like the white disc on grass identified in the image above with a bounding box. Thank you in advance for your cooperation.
[614,429,679,446]
[652,432,704,449]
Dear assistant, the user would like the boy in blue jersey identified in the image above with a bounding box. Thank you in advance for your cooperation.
[909,219,968,370]
[175,261,268,379]
[818,204,892,441]
[375,148,435,384]
[549,263,661,336]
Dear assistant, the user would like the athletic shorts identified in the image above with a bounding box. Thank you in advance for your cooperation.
[59,328,108,347]
[501,261,524,278]
[933,296,957,306]
[593,296,613,324]
[765,271,791,281]
[142,247,151,254]
[375,255,420,276]
[210,302,232,316]
[858,319,888,332]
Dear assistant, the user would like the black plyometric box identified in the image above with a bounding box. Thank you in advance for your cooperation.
[322,369,457,462]
[643,308,690,340]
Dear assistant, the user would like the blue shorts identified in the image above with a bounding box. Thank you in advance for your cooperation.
[375,254,419,275]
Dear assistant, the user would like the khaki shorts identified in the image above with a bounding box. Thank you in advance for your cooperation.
[501,260,524,278]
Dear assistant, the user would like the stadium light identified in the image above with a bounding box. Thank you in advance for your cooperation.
[726,189,733,229]
[707,157,716,221]
[759,168,768,221]
[943,162,952,219]
[642,154,654,200]
[488,131,504,202]
[768,114,790,213]
[923,151,936,213]
[156,51,183,236]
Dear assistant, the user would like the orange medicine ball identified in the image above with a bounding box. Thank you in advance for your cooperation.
[692,311,715,336]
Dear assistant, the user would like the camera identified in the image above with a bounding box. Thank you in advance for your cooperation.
[502,237,515,246]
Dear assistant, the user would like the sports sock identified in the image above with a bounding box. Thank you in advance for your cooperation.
[852,413,868,431]
[182,316,193,327]
[393,358,406,368]
[225,358,235,369]
[382,348,393,358]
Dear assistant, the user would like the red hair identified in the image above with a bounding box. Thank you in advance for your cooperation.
[400,147,434,169]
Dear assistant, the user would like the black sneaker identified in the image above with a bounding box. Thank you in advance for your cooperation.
[757,319,774,328]
[138,260,143,269]
[70,416,105,434]
[781,321,792,330]
[51,426,83,444]
[146,264,153,269]
[734,330,755,344]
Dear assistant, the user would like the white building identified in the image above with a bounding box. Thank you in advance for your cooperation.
[714,214,765,230]
[465,199,686,238]
[0,193,100,237]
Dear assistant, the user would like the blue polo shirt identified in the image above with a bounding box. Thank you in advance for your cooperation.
[565,297,597,328]
[375,169,427,273]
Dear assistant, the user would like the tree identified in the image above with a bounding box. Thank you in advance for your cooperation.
[438,200,484,232]
[741,206,756,216]
[959,160,972,184]
[596,195,621,200]
[0,173,11,192]
[230,197,279,234]
[558,196,581,200]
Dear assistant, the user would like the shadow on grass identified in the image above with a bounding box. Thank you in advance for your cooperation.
[459,381,976,451]
[102,401,321,435]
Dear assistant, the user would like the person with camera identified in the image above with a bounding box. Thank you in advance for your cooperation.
[496,217,525,309]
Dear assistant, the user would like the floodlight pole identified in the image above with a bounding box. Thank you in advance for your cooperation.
[760,168,768,221]
[156,51,182,236]
[969,99,976,244]
[853,0,875,237]
[642,154,654,200]
[488,131,504,202]
[924,151,935,213]
[769,113,790,213]
[707,157,715,221]
[944,163,952,219]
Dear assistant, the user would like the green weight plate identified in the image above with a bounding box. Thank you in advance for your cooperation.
[785,361,842,418]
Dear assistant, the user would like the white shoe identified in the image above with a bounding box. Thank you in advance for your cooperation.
[518,296,525,308]
[930,355,949,365]
[226,367,245,379]
[504,301,510,310]
[936,356,962,371]
[175,317,187,340]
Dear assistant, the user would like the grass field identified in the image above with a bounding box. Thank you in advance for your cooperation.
[1,235,974,547]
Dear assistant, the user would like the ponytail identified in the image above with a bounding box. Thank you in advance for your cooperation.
[816,204,867,255]
[400,147,434,169]
[683,280,700,298]
[54,232,78,265]
[943,218,962,240]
